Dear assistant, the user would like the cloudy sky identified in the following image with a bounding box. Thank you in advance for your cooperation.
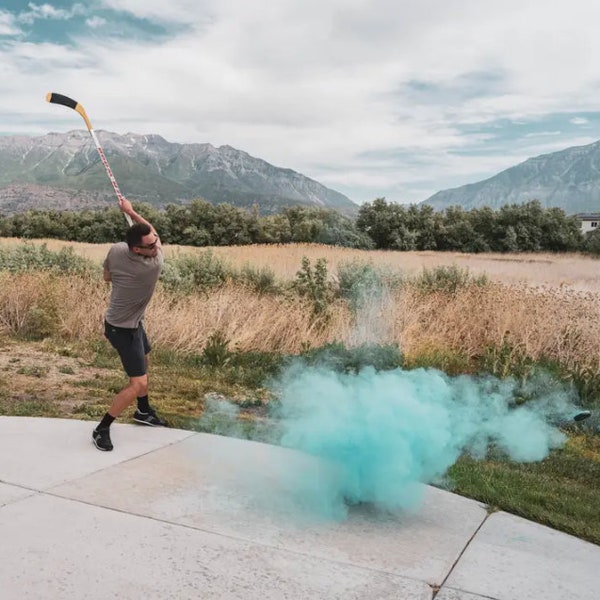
[1,0,600,205]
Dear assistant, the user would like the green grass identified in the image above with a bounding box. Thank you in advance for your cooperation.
[0,397,60,417]
[16,366,49,378]
[447,439,600,544]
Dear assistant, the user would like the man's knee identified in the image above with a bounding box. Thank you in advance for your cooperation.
[129,375,148,397]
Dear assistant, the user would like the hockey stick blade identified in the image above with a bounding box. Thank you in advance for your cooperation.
[46,92,93,131]
[46,92,78,110]
[45,92,132,226]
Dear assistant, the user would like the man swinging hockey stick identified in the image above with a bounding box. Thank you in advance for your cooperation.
[47,93,168,451]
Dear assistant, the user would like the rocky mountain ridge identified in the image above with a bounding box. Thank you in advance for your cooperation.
[424,139,600,214]
[0,131,356,215]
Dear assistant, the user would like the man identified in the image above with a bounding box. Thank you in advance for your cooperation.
[93,198,167,452]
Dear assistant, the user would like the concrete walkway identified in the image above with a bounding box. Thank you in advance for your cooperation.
[0,416,597,599]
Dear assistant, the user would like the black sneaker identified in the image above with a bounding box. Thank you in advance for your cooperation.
[133,408,168,427]
[92,427,113,451]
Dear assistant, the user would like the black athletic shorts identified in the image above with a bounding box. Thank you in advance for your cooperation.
[104,320,151,378]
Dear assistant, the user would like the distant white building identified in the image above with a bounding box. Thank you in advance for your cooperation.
[577,213,600,235]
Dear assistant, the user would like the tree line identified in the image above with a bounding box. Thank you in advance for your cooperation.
[0,197,598,254]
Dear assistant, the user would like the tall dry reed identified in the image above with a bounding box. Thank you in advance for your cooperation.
[390,283,600,373]
[146,285,352,353]
[0,273,353,353]
[1,272,599,374]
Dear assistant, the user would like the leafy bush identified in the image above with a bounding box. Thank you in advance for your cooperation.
[160,250,231,293]
[0,243,96,275]
[202,330,232,367]
[299,341,403,373]
[337,259,402,312]
[22,303,59,340]
[415,265,488,294]
[583,229,600,256]
[236,263,279,295]
[292,256,333,315]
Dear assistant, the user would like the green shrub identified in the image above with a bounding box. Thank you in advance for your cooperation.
[202,330,231,367]
[404,346,474,376]
[415,265,488,294]
[583,229,600,256]
[0,243,96,275]
[21,304,59,340]
[292,256,333,315]
[160,250,231,293]
[478,339,534,380]
[300,341,403,373]
[337,260,402,311]
[236,263,279,295]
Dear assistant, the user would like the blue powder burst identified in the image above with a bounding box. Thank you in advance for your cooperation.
[272,364,577,516]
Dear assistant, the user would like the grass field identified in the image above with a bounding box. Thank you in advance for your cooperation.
[0,237,599,545]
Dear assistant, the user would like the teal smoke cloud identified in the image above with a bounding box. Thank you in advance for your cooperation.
[273,364,576,515]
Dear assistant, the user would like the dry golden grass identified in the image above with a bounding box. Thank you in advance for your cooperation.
[3,238,600,291]
[146,286,352,353]
[1,269,599,375]
[395,283,600,373]
[0,272,352,353]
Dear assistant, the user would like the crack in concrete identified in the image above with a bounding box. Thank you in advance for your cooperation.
[431,511,491,599]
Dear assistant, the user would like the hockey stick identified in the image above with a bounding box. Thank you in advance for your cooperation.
[45,92,133,226]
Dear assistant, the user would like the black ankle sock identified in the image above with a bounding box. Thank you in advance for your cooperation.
[98,413,115,430]
[137,395,150,413]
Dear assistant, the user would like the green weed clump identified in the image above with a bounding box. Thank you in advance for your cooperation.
[21,302,60,340]
[292,256,333,315]
[202,330,231,367]
[403,346,473,376]
[337,260,381,310]
[299,341,403,373]
[0,243,96,275]
[160,250,232,293]
[478,338,536,380]
[236,263,279,295]
[415,265,488,294]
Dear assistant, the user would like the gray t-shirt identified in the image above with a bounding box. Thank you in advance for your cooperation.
[103,242,164,329]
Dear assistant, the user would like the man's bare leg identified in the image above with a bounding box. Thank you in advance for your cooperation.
[93,375,148,451]
[131,356,168,426]
[108,375,148,418]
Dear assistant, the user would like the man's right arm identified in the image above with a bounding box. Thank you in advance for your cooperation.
[103,266,111,282]
[119,197,161,247]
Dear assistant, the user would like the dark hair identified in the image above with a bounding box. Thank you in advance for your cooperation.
[126,223,152,248]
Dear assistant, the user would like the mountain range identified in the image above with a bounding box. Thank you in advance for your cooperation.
[0,131,357,216]
[424,139,600,214]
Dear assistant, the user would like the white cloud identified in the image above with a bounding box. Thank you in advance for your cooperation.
[86,16,107,29]
[3,0,600,203]
[0,10,22,36]
[17,3,87,25]
[98,0,212,25]
[524,131,561,138]
[570,117,589,126]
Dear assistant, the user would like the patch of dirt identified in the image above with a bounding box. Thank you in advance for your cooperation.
[0,340,116,413]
